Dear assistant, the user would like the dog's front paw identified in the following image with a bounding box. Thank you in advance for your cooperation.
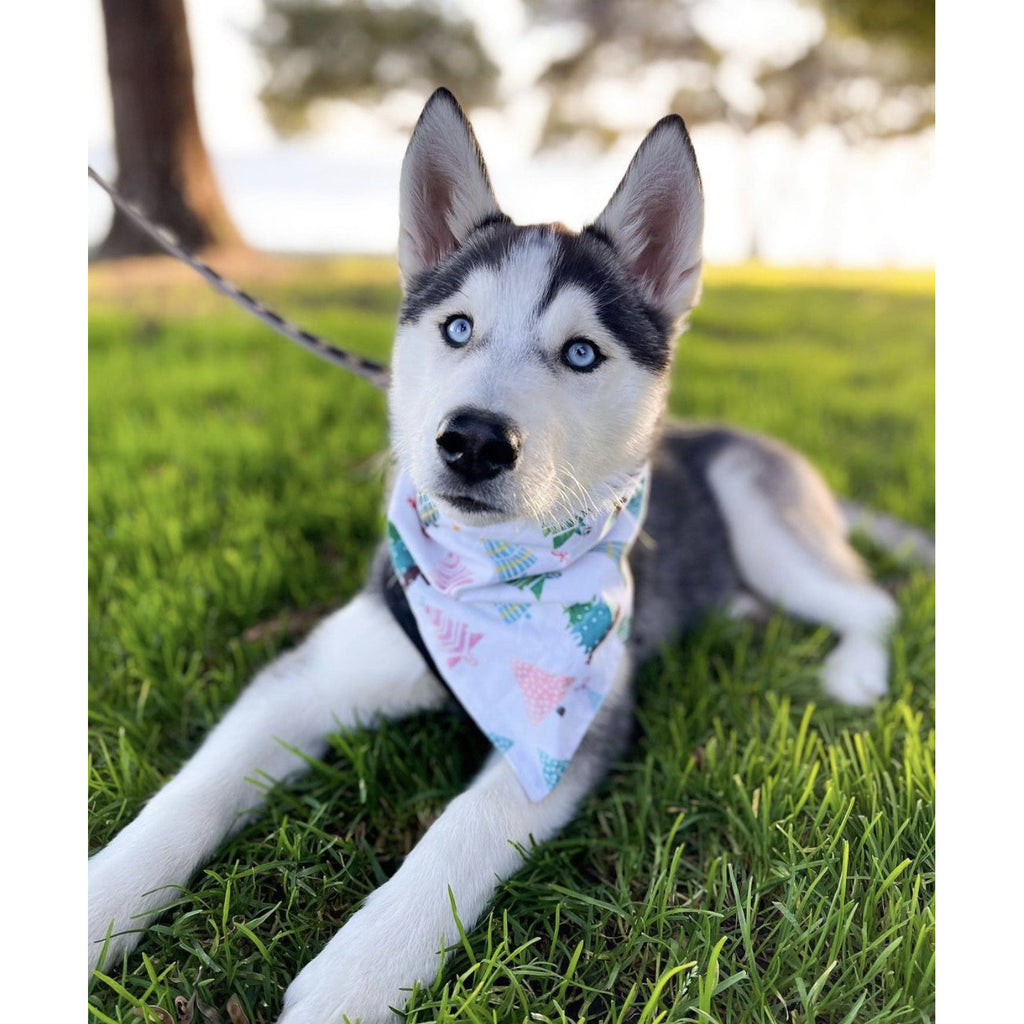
[88,816,196,976]
[89,846,147,975]
[821,634,890,706]
[277,900,440,1024]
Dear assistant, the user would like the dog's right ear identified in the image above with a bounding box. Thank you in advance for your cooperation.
[398,89,504,283]
[591,115,704,325]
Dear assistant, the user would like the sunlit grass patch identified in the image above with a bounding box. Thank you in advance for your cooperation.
[89,256,933,1023]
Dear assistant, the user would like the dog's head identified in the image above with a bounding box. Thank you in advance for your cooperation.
[389,89,703,527]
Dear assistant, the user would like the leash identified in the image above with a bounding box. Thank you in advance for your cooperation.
[88,167,390,391]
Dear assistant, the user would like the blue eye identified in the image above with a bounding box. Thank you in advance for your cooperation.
[562,338,603,371]
[442,315,473,347]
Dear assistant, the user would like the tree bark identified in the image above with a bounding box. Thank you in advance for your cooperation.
[96,0,244,259]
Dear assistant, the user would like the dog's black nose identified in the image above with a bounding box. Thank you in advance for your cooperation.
[436,408,522,483]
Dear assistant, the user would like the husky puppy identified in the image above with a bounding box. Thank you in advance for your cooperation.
[88,90,898,1022]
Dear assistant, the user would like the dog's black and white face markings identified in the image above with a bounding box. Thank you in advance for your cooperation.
[389,88,704,526]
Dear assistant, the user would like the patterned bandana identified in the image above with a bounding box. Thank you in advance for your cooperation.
[386,466,649,801]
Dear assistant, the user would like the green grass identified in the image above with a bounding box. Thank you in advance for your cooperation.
[88,257,934,1023]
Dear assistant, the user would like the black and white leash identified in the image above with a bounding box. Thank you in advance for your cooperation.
[88,167,390,391]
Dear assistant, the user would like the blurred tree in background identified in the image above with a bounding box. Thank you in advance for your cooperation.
[758,0,934,138]
[254,0,500,136]
[96,0,244,259]
[522,0,727,145]
[253,0,934,145]
[95,0,932,260]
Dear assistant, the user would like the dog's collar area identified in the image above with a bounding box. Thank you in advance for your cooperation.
[385,466,648,801]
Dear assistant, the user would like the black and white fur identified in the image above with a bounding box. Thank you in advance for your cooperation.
[88,90,898,1022]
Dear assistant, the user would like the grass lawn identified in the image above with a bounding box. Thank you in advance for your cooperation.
[88,255,934,1023]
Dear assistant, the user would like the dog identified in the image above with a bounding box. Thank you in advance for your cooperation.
[88,88,899,1022]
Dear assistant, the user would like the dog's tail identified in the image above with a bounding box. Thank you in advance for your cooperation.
[839,501,935,567]
[88,167,390,391]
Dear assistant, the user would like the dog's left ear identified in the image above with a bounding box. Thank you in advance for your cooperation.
[398,88,504,282]
[591,116,704,324]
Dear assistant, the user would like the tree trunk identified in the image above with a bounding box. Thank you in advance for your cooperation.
[96,0,244,259]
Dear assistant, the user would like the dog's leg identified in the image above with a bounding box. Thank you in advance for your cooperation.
[706,438,899,705]
[277,672,632,1024]
[88,592,445,975]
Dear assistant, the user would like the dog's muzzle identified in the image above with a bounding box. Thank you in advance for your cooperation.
[435,407,522,484]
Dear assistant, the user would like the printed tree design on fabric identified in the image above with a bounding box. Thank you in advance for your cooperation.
[508,571,560,599]
[616,613,633,644]
[416,491,440,529]
[564,598,616,661]
[513,660,575,726]
[626,485,645,518]
[497,602,531,624]
[422,604,483,668]
[598,540,627,565]
[387,522,421,587]
[436,551,473,593]
[538,749,571,790]
[543,514,592,549]
[480,538,538,581]
[486,732,514,753]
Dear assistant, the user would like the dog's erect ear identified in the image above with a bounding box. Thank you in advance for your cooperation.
[398,88,503,282]
[591,116,704,324]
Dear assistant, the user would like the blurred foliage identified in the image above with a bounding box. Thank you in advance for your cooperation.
[524,0,727,145]
[758,0,934,138]
[254,0,499,135]
[253,0,934,144]
[825,0,934,58]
